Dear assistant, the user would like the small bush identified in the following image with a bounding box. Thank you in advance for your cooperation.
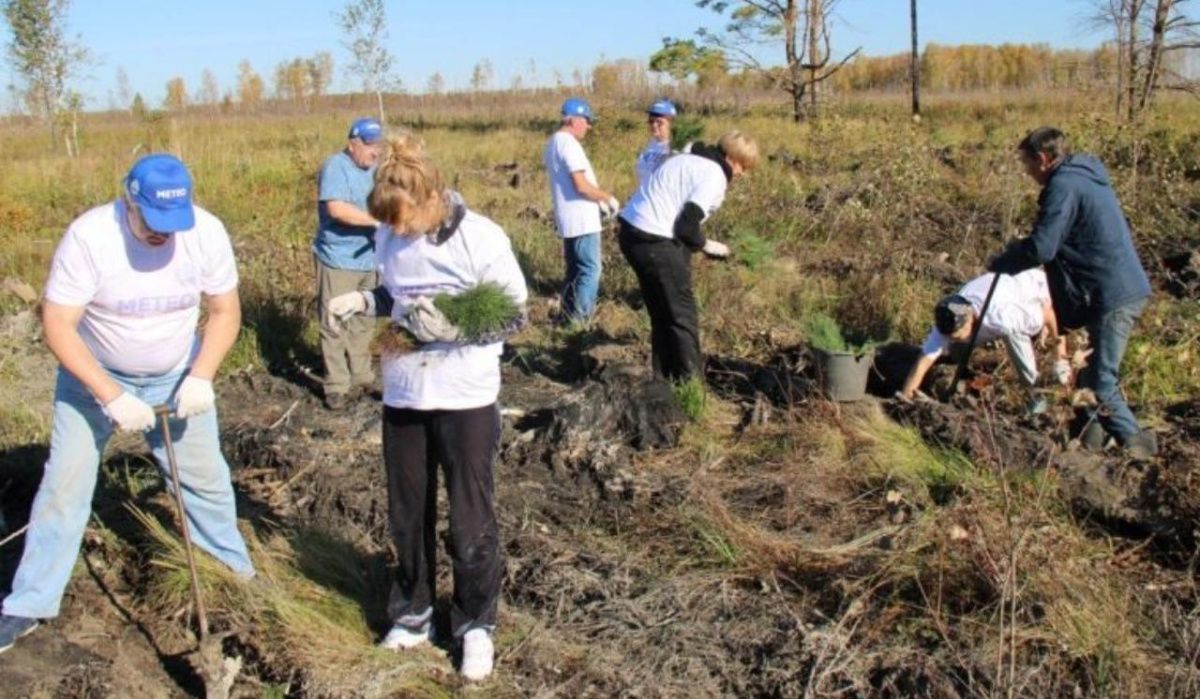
[671,115,705,152]
[805,312,877,355]
[672,376,709,422]
[731,231,776,271]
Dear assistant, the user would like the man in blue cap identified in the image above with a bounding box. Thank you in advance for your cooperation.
[542,98,619,325]
[0,154,255,653]
[315,117,384,410]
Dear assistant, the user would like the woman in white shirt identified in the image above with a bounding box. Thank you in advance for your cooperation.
[617,131,760,380]
[326,134,527,682]
[635,99,677,186]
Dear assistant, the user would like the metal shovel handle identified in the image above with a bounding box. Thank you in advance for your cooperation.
[155,404,210,641]
[951,272,1004,392]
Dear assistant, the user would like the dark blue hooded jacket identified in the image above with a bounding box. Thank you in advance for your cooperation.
[989,154,1151,329]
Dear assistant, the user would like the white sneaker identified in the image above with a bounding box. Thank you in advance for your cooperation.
[460,628,494,681]
[380,623,431,650]
[379,609,433,650]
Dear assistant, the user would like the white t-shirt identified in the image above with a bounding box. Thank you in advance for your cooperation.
[920,268,1049,358]
[619,153,727,239]
[375,210,528,411]
[543,131,601,238]
[43,200,238,377]
[635,139,671,187]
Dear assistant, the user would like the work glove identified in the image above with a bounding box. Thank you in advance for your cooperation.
[1052,358,1072,386]
[1025,393,1049,417]
[702,239,731,259]
[895,390,934,405]
[102,392,156,432]
[599,196,621,219]
[174,375,215,419]
[327,290,374,335]
[402,296,461,344]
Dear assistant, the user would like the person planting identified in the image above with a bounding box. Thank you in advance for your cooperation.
[0,154,255,653]
[324,133,527,682]
[899,268,1068,415]
[988,127,1156,457]
[543,97,620,325]
[616,130,760,380]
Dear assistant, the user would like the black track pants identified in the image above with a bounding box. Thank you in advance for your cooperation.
[618,222,701,380]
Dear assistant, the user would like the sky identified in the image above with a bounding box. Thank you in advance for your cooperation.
[2,0,1111,109]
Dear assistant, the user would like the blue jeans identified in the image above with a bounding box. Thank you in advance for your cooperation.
[2,367,254,619]
[562,233,602,322]
[1079,299,1145,444]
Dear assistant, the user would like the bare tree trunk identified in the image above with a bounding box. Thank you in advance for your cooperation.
[911,0,921,118]
[1114,2,1127,118]
[784,0,804,122]
[1127,0,1145,120]
[808,0,821,118]
[1137,0,1173,114]
[376,89,385,124]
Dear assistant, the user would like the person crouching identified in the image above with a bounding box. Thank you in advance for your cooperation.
[616,131,760,380]
[324,134,528,681]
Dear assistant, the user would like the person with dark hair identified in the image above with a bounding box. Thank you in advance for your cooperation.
[899,268,1067,413]
[989,126,1156,456]
[617,130,759,380]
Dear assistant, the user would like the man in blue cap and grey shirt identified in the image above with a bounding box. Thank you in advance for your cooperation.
[989,126,1157,457]
[315,117,384,410]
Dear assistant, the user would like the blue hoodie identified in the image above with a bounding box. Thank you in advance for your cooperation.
[990,154,1151,329]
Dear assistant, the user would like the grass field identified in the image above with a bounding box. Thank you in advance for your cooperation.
[2,88,1200,696]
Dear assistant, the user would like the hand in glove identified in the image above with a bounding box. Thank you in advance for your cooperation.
[174,375,215,419]
[1052,358,1072,386]
[326,290,373,334]
[102,392,156,432]
[702,239,731,259]
[599,196,621,219]
[403,297,461,344]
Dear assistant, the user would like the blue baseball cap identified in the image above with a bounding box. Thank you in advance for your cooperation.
[348,117,384,143]
[124,154,195,233]
[647,99,677,118]
[561,97,595,123]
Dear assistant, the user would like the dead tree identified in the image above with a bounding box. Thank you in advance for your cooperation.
[697,0,861,121]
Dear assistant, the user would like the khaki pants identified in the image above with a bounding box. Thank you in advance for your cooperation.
[316,257,377,397]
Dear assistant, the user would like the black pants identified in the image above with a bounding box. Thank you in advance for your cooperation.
[618,221,702,380]
[382,403,501,637]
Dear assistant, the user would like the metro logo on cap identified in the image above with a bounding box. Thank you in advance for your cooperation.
[124,154,195,233]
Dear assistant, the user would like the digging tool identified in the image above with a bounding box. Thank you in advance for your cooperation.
[950,271,1003,395]
[155,405,242,699]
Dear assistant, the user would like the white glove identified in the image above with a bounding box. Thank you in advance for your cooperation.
[102,392,156,432]
[702,239,731,259]
[599,196,620,219]
[403,297,461,344]
[174,375,215,419]
[326,291,373,335]
[1052,358,1072,386]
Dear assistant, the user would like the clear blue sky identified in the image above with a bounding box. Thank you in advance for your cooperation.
[2,0,1108,109]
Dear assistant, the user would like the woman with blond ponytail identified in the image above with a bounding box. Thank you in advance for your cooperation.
[325,133,527,682]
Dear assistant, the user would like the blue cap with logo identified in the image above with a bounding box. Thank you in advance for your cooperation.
[125,154,195,233]
[561,97,595,123]
[348,117,384,143]
[647,99,677,118]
